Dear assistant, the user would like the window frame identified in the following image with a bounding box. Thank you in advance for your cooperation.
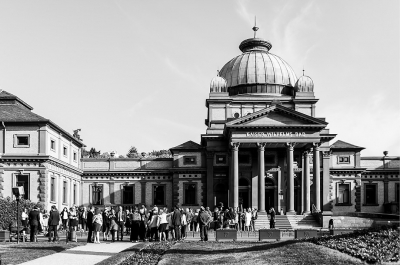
[183,156,197,165]
[363,183,379,206]
[16,174,30,200]
[73,183,76,205]
[13,134,30,148]
[73,152,77,162]
[183,182,197,206]
[337,155,350,164]
[63,145,68,157]
[50,139,56,151]
[152,184,166,206]
[50,177,56,202]
[122,185,135,204]
[335,182,352,206]
[62,180,67,204]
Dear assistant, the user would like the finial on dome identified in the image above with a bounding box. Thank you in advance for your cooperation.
[217,70,220,76]
[252,16,259,38]
[302,68,305,76]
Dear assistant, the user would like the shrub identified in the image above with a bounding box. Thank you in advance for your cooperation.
[0,196,44,230]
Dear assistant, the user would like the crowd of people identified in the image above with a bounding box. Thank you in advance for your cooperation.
[15,202,278,243]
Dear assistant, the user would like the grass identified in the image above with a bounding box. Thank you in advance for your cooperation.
[0,241,86,265]
[158,241,366,265]
[95,242,147,265]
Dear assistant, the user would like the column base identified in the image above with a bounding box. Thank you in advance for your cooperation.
[302,211,311,215]
[286,211,296,215]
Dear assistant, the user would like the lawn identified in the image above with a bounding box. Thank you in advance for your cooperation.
[158,241,365,265]
[0,241,85,265]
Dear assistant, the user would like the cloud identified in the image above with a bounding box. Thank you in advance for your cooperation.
[235,0,254,27]
[164,56,199,87]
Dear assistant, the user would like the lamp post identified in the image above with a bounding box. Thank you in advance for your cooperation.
[12,186,24,244]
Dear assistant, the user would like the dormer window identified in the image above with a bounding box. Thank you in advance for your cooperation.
[14,134,30,147]
[338,156,350,164]
[183,156,197,165]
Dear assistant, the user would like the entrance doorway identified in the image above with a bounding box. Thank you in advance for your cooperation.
[265,178,275,211]
[239,178,250,210]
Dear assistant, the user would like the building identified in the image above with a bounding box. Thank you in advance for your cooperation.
[0,28,398,227]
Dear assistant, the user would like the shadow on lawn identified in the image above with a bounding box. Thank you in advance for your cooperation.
[166,240,299,255]
[10,246,66,252]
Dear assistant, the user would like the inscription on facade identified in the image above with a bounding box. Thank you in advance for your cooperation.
[246,132,306,137]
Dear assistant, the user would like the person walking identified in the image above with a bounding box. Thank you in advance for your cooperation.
[28,206,40,242]
[171,205,182,241]
[116,206,126,241]
[48,205,60,242]
[87,206,94,243]
[92,208,103,244]
[130,207,141,242]
[269,207,276,229]
[199,206,211,241]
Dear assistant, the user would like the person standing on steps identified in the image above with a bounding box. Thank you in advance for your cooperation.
[48,205,60,242]
[87,206,94,243]
[117,206,126,241]
[199,206,211,241]
[269,207,276,229]
[171,205,182,241]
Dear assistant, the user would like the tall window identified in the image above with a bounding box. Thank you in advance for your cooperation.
[92,184,103,205]
[153,185,165,205]
[63,146,67,157]
[337,183,350,204]
[365,184,378,205]
[50,177,55,202]
[63,181,67,203]
[184,183,196,205]
[73,152,77,162]
[73,184,76,205]
[16,175,29,200]
[123,185,134,204]
[50,139,56,151]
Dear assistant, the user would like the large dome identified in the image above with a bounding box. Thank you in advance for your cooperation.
[219,37,297,96]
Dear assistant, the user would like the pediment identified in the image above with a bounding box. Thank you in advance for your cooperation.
[226,104,327,128]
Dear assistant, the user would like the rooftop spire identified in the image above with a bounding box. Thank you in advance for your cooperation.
[302,67,305,76]
[252,16,259,38]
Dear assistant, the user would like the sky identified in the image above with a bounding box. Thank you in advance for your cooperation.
[0,0,398,157]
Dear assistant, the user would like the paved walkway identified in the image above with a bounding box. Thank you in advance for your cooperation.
[20,242,137,265]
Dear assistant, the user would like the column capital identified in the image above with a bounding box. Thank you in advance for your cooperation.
[231,142,240,151]
[286,142,296,151]
[256,142,267,151]
[322,150,332,158]
[303,149,312,157]
[312,142,321,150]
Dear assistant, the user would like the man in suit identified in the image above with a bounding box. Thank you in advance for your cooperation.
[171,205,182,241]
[28,206,40,242]
[87,206,94,243]
[117,206,126,241]
[48,205,60,242]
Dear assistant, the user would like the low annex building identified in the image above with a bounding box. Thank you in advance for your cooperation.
[0,28,398,226]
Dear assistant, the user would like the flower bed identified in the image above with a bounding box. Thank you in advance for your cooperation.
[307,227,399,264]
[119,241,174,265]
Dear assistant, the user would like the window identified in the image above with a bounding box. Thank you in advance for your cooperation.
[183,156,197,165]
[14,135,30,147]
[239,154,250,164]
[50,140,56,151]
[216,155,226,164]
[364,184,378,205]
[63,181,67,203]
[73,152,77,162]
[336,183,350,205]
[153,185,165,205]
[16,175,29,200]
[73,184,76,205]
[123,185,134,204]
[50,177,55,202]
[338,156,350,164]
[63,146,67,157]
[184,183,196,205]
[92,184,103,205]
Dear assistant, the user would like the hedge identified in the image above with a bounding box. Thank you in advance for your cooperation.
[0,196,44,230]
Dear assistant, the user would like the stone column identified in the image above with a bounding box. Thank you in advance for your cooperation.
[313,143,321,211]
[257,143,266,212]
[286,142,296,215]
[303,150,311,214]
[206,152,215,208]
[322,151,333,214]
[231,142,240,209]
[384,179,389,204]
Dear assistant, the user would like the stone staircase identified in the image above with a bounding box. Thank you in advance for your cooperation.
[254,214,293,230]
[286,214,321,229]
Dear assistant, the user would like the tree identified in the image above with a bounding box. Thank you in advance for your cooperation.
[126,146,140,158]
[148,149,172,158]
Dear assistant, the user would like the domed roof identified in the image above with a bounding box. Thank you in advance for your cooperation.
[218,32,297,96]
[295,75,314,92]
[210,72,227,93]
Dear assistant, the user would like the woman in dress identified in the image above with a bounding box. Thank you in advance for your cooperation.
[244,208,252,231]
[60,207,69,231]
[157,209,168,241]
[69,207,78,231]
[108,209,118,242]
[92,208,103,244]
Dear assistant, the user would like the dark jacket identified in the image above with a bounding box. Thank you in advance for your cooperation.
[48,209,60,226]
[199,211,211,226]
[87,210,94,225]
[172,209,182,226]
[28,209,40,226]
